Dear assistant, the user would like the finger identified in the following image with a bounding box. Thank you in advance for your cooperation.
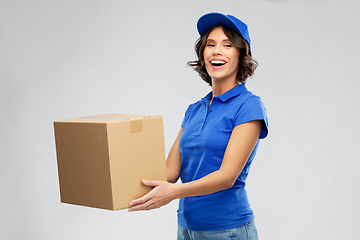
[128,198,155,212]
[141,179,160,187]
[129,193,151,207]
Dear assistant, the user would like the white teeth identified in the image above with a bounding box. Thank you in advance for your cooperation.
[211,60,226,64]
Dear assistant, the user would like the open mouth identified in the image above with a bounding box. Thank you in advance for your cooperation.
[210,60,226,67]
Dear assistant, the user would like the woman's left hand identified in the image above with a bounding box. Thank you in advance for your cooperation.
[128,179,176,212]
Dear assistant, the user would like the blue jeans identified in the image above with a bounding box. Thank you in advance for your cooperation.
[177,220,258,240]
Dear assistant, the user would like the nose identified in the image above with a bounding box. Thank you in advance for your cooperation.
[212,46,222,56]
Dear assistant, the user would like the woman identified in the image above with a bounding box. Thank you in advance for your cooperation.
[129,12,268,240]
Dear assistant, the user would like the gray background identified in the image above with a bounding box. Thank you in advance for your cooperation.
[1,0,359,239]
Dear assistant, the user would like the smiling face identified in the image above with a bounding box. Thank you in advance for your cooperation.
[203,27,240,85]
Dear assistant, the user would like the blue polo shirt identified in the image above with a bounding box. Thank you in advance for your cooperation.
[178,84,268,231]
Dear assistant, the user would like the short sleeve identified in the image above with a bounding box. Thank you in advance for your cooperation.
[234,95,269,139]
[181,102,196,128]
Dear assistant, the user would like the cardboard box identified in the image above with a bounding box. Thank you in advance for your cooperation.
[54,114,167,210]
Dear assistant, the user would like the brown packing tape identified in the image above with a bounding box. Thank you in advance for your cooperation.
[130,119,143,133]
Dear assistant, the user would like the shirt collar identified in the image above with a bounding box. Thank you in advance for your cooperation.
[201,84,247,103]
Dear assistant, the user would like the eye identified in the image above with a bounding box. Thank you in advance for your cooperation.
[206,43,215,47]
[224,43,232,48]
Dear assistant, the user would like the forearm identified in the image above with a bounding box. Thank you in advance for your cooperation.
[170,169,234,200]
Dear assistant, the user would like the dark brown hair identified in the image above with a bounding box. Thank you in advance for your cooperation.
[187,25,258,86]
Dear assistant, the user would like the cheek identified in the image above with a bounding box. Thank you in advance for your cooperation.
[229,53,240,69]
[203,52,211,69]
[203,49,211,60]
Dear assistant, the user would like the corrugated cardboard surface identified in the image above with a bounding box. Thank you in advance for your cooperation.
[54,114,167,210]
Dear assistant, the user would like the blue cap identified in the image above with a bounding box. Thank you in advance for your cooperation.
[197,12,251,50]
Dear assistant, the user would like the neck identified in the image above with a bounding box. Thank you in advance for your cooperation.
[211,79,238,97]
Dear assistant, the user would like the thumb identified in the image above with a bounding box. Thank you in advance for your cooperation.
[142,179,160,187]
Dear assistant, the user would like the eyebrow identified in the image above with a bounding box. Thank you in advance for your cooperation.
[206,38,231,42]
